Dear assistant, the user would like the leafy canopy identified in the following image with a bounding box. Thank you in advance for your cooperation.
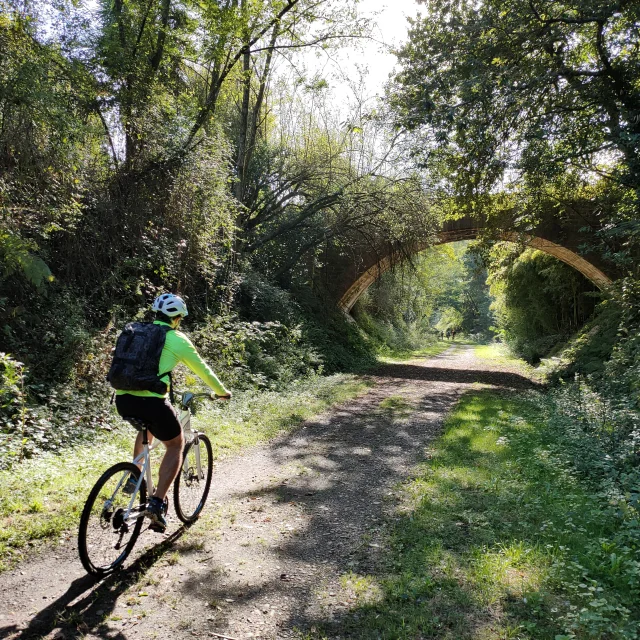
[392,0,640,196]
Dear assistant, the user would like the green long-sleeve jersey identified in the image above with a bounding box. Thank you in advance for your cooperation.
[116,321,228,399]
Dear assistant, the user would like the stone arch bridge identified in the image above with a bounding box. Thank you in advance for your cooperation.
[336,216,614,314]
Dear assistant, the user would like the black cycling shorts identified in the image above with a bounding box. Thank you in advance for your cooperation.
[115,394,182,442]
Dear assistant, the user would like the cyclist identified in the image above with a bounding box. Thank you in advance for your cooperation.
[113,293,231,532]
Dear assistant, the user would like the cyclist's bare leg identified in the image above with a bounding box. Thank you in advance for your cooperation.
[154,433,184,500]
[132,431,154,470]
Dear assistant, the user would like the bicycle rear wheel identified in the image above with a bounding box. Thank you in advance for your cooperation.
[173,434,213,523]
[78,462,147,576]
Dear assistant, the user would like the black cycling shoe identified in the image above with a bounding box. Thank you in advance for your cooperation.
[144,496,168,533]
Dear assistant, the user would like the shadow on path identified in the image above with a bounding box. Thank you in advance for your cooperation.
[0,528,188,640]
[374,362,538,389]
[178,351,515,635]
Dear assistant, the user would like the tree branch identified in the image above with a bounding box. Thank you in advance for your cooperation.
[183,0,300,151]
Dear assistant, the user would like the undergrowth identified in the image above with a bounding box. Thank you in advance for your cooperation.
[0,277,375,469]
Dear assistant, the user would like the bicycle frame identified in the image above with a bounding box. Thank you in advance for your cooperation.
[105,431,161,527]
[105,392,210,528]
[180,409,204,480]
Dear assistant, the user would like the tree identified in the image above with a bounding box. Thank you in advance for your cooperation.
[238,79,440,286]
[392,0,640,194]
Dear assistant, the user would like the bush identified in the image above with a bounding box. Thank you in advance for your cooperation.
[237,270,301,326]
[353,306,434,355]
[238,270,377,372]
[0,352,115,470]
[548,300,622,380]
[191,315,321,391]
[488,248,599,363]
[1,285,92,384]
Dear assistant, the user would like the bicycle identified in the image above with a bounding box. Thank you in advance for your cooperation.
[78,391,215,576]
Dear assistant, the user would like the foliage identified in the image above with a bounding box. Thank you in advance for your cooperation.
[0,0,433,401]
[191,315,321,391]
[434,306,464,335]
[293,287,377,373]
[2,286,93,384]
[237,269,377,373]
[354,242,494,352]
[0,231,52,289]
[486,245,599,362]
[0,274,378,469]
[243,83,440,287]
[393,0,640,198]
[547,299,622,378]
[0,352,115,470]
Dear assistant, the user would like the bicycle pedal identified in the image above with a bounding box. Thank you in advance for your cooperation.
[148,522,167,534]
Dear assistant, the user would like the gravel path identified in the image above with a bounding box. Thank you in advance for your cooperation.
[0,345,535,640]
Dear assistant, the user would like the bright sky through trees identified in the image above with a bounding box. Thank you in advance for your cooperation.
[295,0,420,106]
[349,0,420,94]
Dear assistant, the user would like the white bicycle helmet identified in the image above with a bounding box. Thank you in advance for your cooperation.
[152,293,189,317]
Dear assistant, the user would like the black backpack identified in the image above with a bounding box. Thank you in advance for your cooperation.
[107,322,173,394]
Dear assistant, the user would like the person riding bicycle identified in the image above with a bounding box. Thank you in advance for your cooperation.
[111,293,231,532]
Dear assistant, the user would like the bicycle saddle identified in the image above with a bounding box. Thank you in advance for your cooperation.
[122,416,152,431]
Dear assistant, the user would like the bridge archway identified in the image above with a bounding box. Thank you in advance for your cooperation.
[337,226,612,314]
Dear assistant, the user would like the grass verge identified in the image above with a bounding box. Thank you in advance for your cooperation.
[0,373,371,571]
[377,340,451,363]
[475,342,538,379]
[324,390,640,639]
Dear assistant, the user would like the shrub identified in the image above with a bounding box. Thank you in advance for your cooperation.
[488,248,599,363]
[0,353,115,470]
[548,300,622,380]
[1,285,92,384]
[191,315,321,390]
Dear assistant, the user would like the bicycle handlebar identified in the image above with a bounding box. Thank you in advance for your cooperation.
[176,390,229,410]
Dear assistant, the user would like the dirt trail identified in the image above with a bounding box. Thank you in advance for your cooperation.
[0,345,535,640]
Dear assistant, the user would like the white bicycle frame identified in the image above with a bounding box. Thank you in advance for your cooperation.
[110,406,202,527]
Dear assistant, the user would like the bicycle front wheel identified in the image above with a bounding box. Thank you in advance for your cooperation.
[78,462,147,576]
[173,434,213,523]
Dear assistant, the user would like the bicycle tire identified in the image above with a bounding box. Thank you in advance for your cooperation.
[173,433,213,523]
[78,461,147,576]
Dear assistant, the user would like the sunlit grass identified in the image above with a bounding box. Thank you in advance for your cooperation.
[0,435,132,570]
[378,395,414,418]
[475,342,516,364]
[474,342,537,379]
[339,572,384,604]
[377,340,450,363]
[0,373,371,571]
[197,373,372,458]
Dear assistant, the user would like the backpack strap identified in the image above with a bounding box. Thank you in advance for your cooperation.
[159,369,175,405]
[158,325,176,404]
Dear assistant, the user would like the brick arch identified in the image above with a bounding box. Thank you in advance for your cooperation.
[337,227,612,314]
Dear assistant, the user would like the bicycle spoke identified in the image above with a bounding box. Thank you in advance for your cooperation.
[174,434,213,523]
[78,462,146,575]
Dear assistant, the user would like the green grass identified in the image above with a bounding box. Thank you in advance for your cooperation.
[475,342,520,366]
[377,340,451,363]
[475,342,537,378]
[322,391,640,639]
[0,373,371,571]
